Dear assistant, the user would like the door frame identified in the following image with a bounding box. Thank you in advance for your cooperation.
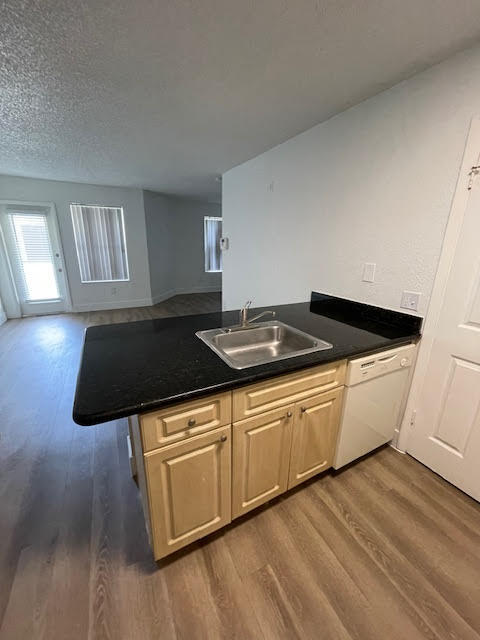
[397,116,480,452]
[0,200,72,317]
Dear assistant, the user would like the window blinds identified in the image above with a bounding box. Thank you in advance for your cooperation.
[70,204,129,282]
[204,216,222,272]
[7,211,60,302]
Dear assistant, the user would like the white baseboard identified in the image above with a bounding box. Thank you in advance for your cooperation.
[389,443,406,454]
[0,310,7,326]
[174,285,221,295]
[71,288,222,313]
[73,297,154,312]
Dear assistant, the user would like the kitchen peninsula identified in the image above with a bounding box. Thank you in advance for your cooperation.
[74,293,421,559]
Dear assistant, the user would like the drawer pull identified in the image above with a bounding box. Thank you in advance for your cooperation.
[188,418,196,427]
[218,434,227,443]
[286,411,293,418]
[300,406,307,413]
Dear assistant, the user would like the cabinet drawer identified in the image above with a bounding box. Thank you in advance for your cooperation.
[233,360,346,422]
[140,392,231,452]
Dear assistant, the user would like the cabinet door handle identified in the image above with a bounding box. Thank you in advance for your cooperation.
[188,418,196,427]
[218,434,227,443]
[300,406,307,413]
[286,411,293,418]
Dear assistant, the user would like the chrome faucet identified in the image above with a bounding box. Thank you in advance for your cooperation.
[238,300,276,328]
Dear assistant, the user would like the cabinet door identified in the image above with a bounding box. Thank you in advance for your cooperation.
[288,387,343,489]
[232,405,294,518]
[144,425,231,560]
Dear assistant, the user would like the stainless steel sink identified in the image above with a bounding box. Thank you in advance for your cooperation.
[196,320,332,369]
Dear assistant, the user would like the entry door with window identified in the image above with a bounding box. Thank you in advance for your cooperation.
[0,204,69,316]
[407,162,480,501]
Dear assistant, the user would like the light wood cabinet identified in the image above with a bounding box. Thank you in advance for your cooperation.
[288,387,343,489]
[232,360,346,421]
[140,392,231,452]
[133,360,346,560]
[144,425,231,560]
[232,404,294,518]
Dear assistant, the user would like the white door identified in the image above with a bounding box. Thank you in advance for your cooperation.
[0,203,69,316]
[407,150,480,500]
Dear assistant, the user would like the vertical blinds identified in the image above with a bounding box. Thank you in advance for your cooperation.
[204,216,222,272]
[7,211,60,302]
[70,204,129,282]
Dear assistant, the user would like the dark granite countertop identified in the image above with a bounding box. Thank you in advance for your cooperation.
[73,292,422,426]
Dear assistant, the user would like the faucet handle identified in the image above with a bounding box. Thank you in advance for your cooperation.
[243,300,252,309]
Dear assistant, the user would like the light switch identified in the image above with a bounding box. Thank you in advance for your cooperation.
[362,262,376,282]
[401,291,421,311]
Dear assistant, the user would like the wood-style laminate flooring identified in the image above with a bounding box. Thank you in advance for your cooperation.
[1,292,480,640]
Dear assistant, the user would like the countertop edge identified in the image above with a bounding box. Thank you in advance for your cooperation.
[72,333,419,426]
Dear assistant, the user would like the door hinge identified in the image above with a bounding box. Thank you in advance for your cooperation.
[467,165,480,190]
[410,409,416,428]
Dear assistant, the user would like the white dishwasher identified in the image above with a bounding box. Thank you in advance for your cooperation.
[333,343,416,469]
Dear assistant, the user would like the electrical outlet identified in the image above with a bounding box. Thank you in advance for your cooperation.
[401,290,421,311]
[362,262,376,282]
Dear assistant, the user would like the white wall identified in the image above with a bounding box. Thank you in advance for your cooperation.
[0,293,6,326]
[0,238,18,318]
[0,175,152,312]
[222,44,480,316]
[144,191,176,302]
[144,193,222,302]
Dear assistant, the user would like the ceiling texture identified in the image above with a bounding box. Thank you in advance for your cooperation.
[2,0,480,201]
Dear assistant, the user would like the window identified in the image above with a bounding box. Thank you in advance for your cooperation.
[204,216,222,272]
[70,204,129,283]
[7,210,60,301]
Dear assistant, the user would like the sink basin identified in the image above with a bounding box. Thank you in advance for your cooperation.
[196,320,332,369]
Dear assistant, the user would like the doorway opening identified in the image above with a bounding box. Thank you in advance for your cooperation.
[0,202,70,316]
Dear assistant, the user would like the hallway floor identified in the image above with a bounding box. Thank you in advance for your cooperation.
[1,292,480,640]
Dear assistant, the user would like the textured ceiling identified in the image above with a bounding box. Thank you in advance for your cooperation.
[2,1,480,201]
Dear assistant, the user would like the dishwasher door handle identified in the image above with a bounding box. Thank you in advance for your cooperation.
[377,354,398,363]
